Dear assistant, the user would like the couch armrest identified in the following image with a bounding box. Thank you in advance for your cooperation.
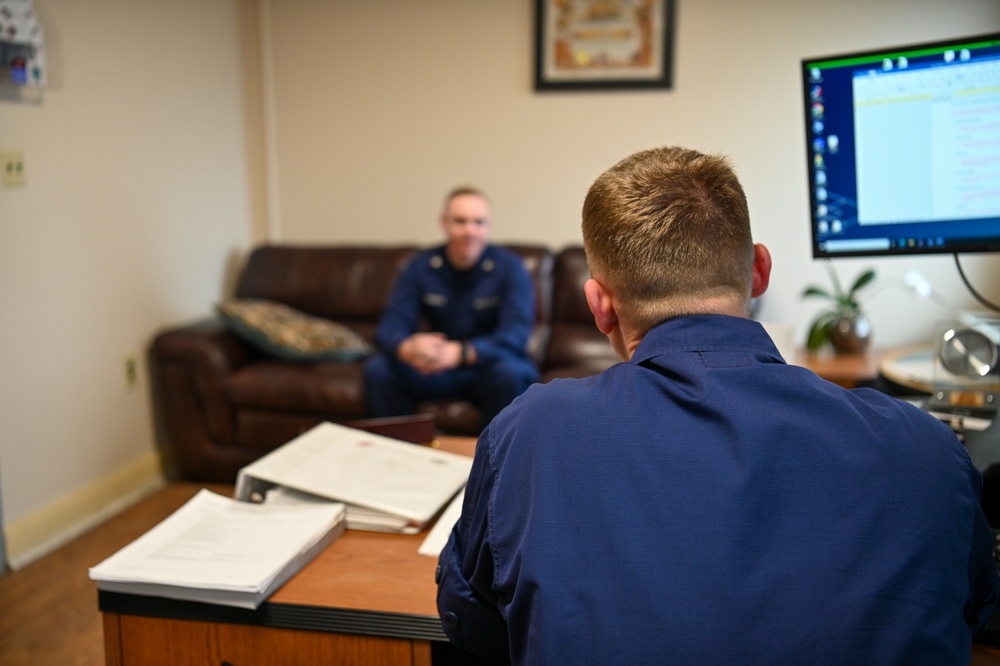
[149,319,250,472]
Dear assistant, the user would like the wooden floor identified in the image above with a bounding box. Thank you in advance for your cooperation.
[3,482,1000,665]
[0,483,227,666]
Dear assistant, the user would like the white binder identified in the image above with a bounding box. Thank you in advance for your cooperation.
[235,421,472,534]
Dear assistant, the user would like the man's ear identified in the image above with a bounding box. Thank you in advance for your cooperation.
[584,278,618,335]
[751,243,772,299]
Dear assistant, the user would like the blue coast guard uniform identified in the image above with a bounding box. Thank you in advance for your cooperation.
[437,315,1000,665]
[364,245,538,430]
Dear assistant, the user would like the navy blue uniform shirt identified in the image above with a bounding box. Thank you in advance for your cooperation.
[375,245,534,364]
[438,315,1000,665]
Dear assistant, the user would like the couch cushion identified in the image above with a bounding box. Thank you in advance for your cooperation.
[225,361,367,415]
[218,298,371,363]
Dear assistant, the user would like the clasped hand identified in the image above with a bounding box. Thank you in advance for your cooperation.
[397,333,462,375]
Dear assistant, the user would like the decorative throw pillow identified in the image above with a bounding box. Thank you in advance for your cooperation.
[217,298,371,363]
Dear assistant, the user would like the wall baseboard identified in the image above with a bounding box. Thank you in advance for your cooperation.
[5,451,166,570]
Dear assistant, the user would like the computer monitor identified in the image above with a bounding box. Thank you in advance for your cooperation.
[802,32,1000,258]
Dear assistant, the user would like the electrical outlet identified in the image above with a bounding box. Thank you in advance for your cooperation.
[1,150,26,186]
[124,355,138,389]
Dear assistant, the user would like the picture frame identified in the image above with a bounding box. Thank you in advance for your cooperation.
[534,0,675,91]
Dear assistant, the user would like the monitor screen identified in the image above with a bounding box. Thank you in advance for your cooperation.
[802,32,1000,258]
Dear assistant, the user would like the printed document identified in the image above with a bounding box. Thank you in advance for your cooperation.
[89,489,346,609]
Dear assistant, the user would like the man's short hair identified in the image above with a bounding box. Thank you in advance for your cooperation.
[582,146,755,331]
[443,186,489,212]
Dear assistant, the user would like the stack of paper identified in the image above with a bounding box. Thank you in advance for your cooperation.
[89,489,346,609]
[235,421,473,534]
[418,488,465,557]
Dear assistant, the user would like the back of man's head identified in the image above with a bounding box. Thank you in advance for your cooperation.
[582,146,755,332]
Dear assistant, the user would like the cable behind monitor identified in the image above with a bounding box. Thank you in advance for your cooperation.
[955,254,1000,314]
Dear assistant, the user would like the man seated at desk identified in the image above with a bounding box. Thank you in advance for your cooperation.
[436,146,1000,664]
[364,186,538,433]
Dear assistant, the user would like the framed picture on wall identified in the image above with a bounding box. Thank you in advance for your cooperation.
[534,0,675,91]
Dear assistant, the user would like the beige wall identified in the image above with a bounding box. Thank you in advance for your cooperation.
[0,0,263,549]
[264,0,1000,347]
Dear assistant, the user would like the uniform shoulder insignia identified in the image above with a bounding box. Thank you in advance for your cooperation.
[429,255,444,269]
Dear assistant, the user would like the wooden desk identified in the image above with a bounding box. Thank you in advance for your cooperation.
[795,348,885,389]
[101,520,443,664]
[99,436,476,666]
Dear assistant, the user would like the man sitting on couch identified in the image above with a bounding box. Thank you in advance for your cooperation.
[363,186,538,432]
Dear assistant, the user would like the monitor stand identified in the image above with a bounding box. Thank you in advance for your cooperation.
[965,417,1000,473]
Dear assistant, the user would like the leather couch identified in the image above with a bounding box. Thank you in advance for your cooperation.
[149,244,619,483]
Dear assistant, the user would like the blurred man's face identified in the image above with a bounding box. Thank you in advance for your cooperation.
[441,193,491,270]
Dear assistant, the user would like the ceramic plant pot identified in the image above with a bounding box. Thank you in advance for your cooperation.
[829,314,872,354]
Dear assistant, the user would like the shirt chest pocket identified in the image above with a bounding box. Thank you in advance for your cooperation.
[422,292,447,308]
[473,295,501,311]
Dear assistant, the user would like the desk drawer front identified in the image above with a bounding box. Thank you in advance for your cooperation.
[116,615,426,666]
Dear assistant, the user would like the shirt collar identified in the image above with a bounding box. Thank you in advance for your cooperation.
[631,315,786,366]
[433,244,494,273]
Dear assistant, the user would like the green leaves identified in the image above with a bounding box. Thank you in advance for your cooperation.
[801,265,876,351]
[801,285,834,301]
[848,269,876,297]
[806,312,838,351]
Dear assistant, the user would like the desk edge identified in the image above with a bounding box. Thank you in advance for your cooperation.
[99,590,447,642]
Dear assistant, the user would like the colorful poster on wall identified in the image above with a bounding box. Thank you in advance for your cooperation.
[0,0,45,86]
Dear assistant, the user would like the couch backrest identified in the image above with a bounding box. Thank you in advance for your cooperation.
[234,244,557,355]
[235,245,418,340]
[542,246,619,379]
[502,244,554,365]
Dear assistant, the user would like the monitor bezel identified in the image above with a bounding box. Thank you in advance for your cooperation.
[801,32,1000,259]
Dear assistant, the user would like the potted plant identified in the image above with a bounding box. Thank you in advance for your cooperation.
[801,264,876,353]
